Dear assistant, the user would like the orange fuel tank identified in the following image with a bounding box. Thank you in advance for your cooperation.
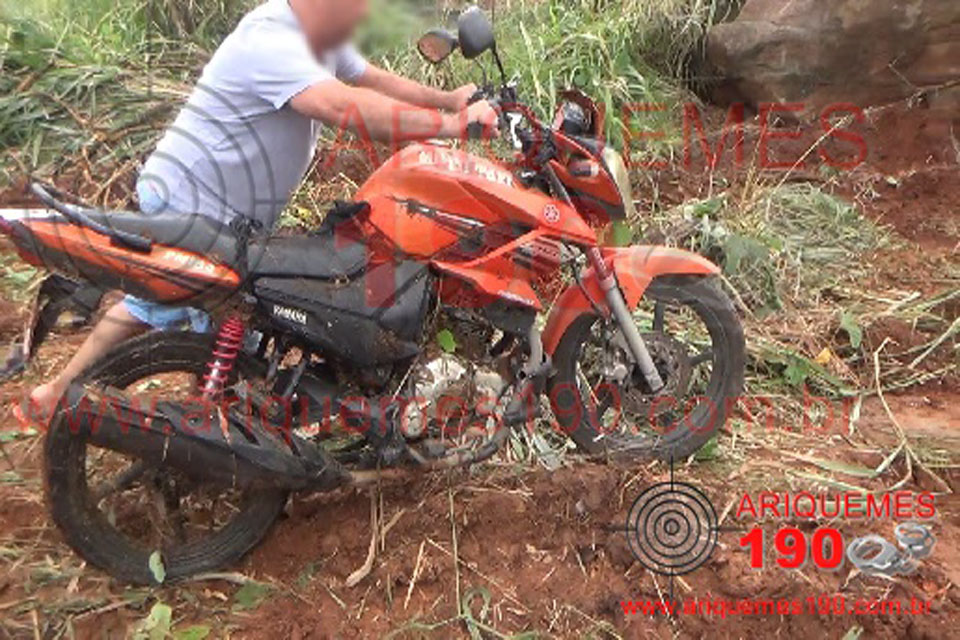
[355,143,596,259]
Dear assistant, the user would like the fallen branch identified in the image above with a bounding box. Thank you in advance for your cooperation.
[346,489,379,587]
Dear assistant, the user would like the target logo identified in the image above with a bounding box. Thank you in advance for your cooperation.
[625,481,719,576]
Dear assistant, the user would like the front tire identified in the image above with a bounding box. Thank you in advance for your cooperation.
[45,331,288,584]
[548,276,745,461]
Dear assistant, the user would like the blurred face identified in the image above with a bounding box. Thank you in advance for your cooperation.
[296,0,369,51]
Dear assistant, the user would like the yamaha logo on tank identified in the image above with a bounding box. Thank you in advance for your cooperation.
[272,304,308,325]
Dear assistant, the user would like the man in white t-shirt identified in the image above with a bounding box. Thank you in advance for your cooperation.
[24,0,498,422]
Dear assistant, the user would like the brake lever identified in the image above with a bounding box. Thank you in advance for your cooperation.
[505,112,524,151]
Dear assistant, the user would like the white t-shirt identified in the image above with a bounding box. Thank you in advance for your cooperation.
[139,0,366,228]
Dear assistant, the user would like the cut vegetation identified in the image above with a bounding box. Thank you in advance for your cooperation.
[0,1,957,638]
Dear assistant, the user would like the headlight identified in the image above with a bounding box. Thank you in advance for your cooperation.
[601,147,637,220]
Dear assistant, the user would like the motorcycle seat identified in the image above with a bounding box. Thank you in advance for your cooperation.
[247,233,367,280]
[247,201,370,280]
[80,209,241,266]
[46,195,369,281]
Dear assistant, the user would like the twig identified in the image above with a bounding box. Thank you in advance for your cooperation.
[908,316,960,369]
[184,572,263,585]
[873,338,952,493]
[380,508,407,552]
[346,489,379,587]
[404,541,426,610]
[449,489,461,616]
[424,538,528,611]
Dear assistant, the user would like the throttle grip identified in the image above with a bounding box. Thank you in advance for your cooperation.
[466,121,485,139]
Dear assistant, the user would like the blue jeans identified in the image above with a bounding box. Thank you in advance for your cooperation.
[122,181,212,332]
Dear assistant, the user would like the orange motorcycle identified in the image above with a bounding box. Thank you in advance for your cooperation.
[0,7,743,583]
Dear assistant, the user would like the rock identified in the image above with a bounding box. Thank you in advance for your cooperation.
[704,0,960,116]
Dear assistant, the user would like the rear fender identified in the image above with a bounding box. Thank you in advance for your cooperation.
[542,246,719,356]
[0,274,104,382]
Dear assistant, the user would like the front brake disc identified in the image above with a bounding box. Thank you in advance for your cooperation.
[612,332,692,418]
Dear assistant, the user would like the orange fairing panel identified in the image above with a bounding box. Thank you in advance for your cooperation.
[542,246,720,355]
[550,159,621,206]
[357,144,596,252]
[433,260,543,310]
[23,220,240,302]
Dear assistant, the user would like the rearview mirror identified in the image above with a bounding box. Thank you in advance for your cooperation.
[417,29,458,63]
[457,6,495,59]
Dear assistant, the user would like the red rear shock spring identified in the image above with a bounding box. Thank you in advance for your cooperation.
[201,315,246,401]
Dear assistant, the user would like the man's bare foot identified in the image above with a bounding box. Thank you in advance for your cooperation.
[15,380,66,427]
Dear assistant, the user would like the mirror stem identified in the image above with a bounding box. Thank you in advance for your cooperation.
[491,46,508,87]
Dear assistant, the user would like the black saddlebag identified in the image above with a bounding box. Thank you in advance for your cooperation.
[254,261,432,366]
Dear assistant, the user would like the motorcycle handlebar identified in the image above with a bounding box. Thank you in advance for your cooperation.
[465,93,503,140]
[462,86,550,159]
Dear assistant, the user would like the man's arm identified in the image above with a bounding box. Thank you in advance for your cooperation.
[289,78,497,144]
[353,63,476,112]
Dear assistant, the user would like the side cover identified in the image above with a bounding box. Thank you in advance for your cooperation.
[0,210,240,305]
[254,261,433,367]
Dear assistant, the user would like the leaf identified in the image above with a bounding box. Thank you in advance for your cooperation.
[694,435,720,461]
[133,602,172,640]
[783,359,811,387]
[5,267,37,286]
[232,582,272,611]
[839,311,863,349]
[136,379,163,392]
[721,234,769,276]
[529,432,562,471]
[691,196,724,218]
[148,551,166,584]
[462,587,493,640]
[785,470,871,495]
[436,329,456,354]
[814,347,833,366]
[609,220,633,246]
[0,427,36,442]
[174,625,211,640]
[841,625,863,640]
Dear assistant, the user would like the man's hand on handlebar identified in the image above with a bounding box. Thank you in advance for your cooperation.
[441,99,501,139]
[447,83,479,112]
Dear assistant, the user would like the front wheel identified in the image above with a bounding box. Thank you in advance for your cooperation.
[548,275,745,461]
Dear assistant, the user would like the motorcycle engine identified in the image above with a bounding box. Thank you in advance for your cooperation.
[399,310,513,441]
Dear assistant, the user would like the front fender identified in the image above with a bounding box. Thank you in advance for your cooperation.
[542,246,720,356]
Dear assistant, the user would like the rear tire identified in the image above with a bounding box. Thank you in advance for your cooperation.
[45,331,288,584]
[548,276,745,461]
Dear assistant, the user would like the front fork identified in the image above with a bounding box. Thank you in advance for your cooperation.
[586,248,665,392]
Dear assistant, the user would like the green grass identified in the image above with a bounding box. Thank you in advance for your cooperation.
[0,0,256,191]
[362,0,742,146]
[0,0,740,188]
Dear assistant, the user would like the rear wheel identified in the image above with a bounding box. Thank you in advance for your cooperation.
[549,276,745,460]
[45,332,288,584]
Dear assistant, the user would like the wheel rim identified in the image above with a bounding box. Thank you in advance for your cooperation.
[569,287,728,454]
[56,339,279,567]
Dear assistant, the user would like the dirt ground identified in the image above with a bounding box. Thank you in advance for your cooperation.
[0,102,957,638]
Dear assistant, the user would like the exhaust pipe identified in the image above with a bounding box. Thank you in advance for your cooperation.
[61,383,349,492]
